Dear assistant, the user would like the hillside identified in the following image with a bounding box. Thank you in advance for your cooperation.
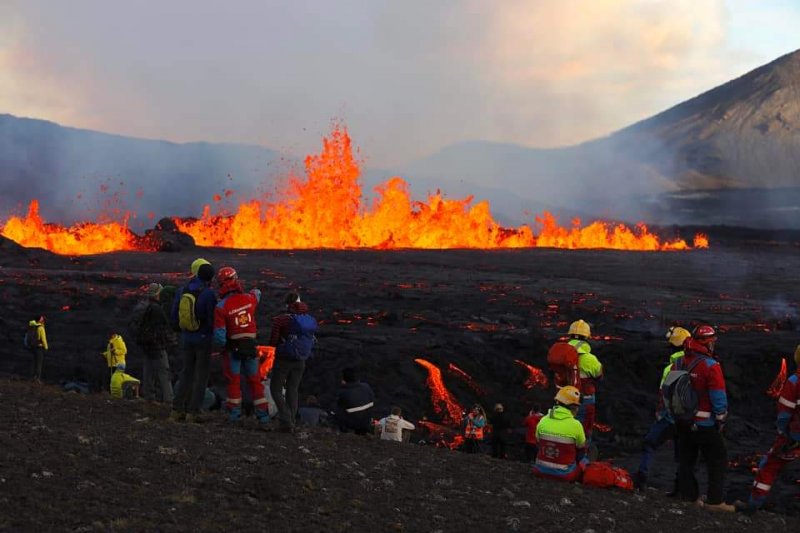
[398,50,800,227]
[0,114,284,224]
[1,379,796,532]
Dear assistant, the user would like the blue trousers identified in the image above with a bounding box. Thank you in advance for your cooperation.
[637,417,677,478]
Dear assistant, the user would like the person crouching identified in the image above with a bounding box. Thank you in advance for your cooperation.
[532,386,588,482]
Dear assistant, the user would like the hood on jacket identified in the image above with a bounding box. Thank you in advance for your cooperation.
[548,405,576,421]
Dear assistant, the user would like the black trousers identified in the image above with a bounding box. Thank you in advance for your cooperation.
[173,340,212,414]
[270,357,306,429]
[491,436,508,459]
[677,424,727,505]
[31,348,44,380]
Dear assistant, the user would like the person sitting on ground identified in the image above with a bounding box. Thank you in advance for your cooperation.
[462,404,487,454]
[102,333,127,390]
[489,403,512,459]
[298,395,328,427]
[522,406,545,462]
[532,386,588,482]
[25,315,48,383]
[335,367,375,435]
[379,406,416,442]
[110,364,141,399]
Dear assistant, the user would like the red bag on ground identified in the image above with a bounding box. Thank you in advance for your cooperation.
[582,462,634,491]
[547,343,579,387]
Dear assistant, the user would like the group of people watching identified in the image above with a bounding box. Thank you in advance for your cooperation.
[22,262,800,513]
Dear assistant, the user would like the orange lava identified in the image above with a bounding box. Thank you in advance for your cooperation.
[415,358,464,425]
[175,124,708,251]
[1,123,710,254]
[447,363,486,396]
[256,345,276,380]
[514,359,549,389]
[0,200,140,255]
[766,357,788,399]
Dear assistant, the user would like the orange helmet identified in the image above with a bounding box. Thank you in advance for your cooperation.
[554,386,581,406]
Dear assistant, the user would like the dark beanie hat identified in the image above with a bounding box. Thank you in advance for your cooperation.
[342,367,357,383]
[197,263,215,282]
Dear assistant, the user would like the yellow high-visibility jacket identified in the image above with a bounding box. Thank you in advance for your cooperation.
[103,334,127,368]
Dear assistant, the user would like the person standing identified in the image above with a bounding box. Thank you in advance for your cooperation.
[170,258,217,423]
[522,407,544,462]
[213,266,269,426]
[102,333,127,390]
[133,283,175,403]
[379,407,415,442]
[669,325,733,512]
[741,344,800,512]
[462,404,487,454]
[567,320,603,448]
[25,316,48,382]
[634,326,691,490]
[489,403,512,459]
[268,292,317,432]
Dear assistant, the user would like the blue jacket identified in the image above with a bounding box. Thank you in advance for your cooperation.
[171,277,217,344]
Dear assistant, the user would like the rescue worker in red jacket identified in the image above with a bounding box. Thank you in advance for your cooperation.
[567,320,603,446]
[212,266,269,425]
[532,386,587,482]
[673,325,733,512]
[743,344,800,512]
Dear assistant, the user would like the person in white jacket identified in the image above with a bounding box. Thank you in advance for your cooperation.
[379,406,415,442]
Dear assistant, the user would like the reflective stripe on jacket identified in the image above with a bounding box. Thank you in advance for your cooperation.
[535,405,586,475]
[464,413,485,440]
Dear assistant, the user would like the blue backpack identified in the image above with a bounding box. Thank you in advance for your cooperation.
[276,313,318,360]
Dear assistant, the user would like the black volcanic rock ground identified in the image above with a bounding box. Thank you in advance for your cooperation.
[1,241,799,529]
[1,379,797,532]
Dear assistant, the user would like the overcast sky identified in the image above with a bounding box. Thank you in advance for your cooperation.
[1,0,798,167]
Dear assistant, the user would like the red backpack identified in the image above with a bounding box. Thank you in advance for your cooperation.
[582,462,634,491]
[547,342,580,388]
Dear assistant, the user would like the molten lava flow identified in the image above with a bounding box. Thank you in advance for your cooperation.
[256,345,276,380]
[415,358,464,425]
[0,200,140,255]
[766,357,788,399]
[447,363,486,396]
[514,359,549,389]
[2,124,711,253]
[417,420,465,450]
[175,124,709,251]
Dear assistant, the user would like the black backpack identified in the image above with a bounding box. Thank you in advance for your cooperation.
[661,356,706,424]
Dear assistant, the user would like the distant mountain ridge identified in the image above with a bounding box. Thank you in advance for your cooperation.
[2,49,800,228]
[0,114,284,224]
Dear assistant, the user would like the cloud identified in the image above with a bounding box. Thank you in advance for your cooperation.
[0,0,794,169]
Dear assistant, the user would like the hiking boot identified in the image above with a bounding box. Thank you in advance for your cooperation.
[704,502,736,513]
[633,472,647,490]
[169,410,186,422]
[734,500,758,515]
[186,413,211,424]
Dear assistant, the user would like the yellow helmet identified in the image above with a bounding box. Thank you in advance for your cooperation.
[568,320,591,338]
[666,326,691,348]
[795,344,800,366]
[554,386,581,406]
[190,258,211,276]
